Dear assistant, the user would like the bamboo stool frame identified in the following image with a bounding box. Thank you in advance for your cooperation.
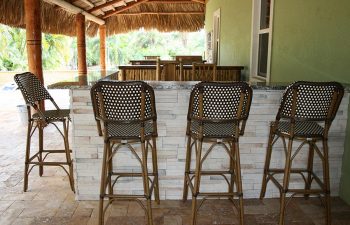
[183,81,253,225]
[14,72,75,192]
[91,81,160,225]
[260,81,344,225]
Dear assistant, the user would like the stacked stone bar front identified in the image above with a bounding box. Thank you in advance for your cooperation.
[68,82,349,200]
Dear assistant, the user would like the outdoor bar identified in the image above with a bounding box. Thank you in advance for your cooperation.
[49,79,350,200]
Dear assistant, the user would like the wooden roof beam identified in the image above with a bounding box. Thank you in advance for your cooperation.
[89,0,124,13]
[89,0,203,13]
[44,0,105,24]
[191,0,205,4]
[148,0,204,4]
[79,0,95,8]
[148,0,204,3]
[117,11,204,15]
[102,0,149,19]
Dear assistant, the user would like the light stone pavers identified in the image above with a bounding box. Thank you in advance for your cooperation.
[70,88,349,200]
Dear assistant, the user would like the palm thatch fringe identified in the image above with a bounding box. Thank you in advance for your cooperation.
[0,0,205,36]
[0,0,98,36]
[106,14,204,35]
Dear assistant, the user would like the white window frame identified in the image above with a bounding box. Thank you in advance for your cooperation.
[213,8,221,65]
[250,0,274,82]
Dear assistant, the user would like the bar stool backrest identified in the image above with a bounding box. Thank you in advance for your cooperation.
[191,63,217,81]
[188,81,252,135]
[277,81,344,123]
[90,80,157,136]
[14,72,54,109]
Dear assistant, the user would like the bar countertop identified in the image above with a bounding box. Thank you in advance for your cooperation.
[48,79,350,92]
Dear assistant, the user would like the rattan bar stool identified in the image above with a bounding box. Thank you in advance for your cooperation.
[183,81,253,225]
[91,80,160,225]
[260,81,344,225]
[14,72,75,192]
[191,63,217,81]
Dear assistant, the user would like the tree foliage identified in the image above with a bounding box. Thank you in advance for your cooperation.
[0,24,205,71]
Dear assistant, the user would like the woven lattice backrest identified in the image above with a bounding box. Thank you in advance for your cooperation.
[278,81,344,121]
[188,82,252,121]
[192,63,217,81]
[91,81,156,122]
[14,72,52,107]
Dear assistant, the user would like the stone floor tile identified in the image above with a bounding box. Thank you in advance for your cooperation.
[163,215,182,225]
[0,200,14,212]
[11,217,35,225]
[0,208,24,225]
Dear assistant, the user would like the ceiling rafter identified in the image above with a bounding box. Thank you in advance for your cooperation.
[79,0,95,8]
[89,0,125,13]
[102,0,149,18]
[118,11,204,15]
[89,0,204,14]
[44,0,105,24]
[191,0,205,4]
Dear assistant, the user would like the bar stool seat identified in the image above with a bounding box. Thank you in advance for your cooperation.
[32,109,70,121]
[191,120,238,138]
[106,121,154,138]
[274,121,325,137]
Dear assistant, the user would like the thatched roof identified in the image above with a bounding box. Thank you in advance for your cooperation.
[0,0,205,37]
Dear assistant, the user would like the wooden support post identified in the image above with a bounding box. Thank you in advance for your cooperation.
[24,0,43,83]
[99,25,107,77]
[76,13,87,85]
[156,57,161,81]
[25,0,44,109]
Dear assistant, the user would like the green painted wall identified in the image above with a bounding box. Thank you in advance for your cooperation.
[205,0,350,204]
[270,0,350,83]
[205,0,252,80]
[270,0,350,204]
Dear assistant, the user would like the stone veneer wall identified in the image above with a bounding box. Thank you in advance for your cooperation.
[70,86,349,200]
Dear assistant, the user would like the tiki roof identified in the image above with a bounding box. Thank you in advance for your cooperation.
[0,0,205,36]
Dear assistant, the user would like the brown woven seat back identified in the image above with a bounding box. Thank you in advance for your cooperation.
[14,72,53,107]
[189,82,252,122]
[91,81,156,122]
[278,81,344,122]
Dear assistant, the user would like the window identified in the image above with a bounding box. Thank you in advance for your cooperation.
[250,0,274,81]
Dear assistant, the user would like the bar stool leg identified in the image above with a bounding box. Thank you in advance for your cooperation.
[279,139,293,225]
[304,140,315,200]
[191,139,203,225]
[99,141,109,225]
[183,136,192,201]
[24,121,33,192]
[260,126,275,199]
[141,141,153,225]
[234,141,244,225]
[151,137,160,204]
[63,119,75,192]
[322,139,331,225]
[228,142,235,202]
[107,143,113,197]
[38,125,44,176]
